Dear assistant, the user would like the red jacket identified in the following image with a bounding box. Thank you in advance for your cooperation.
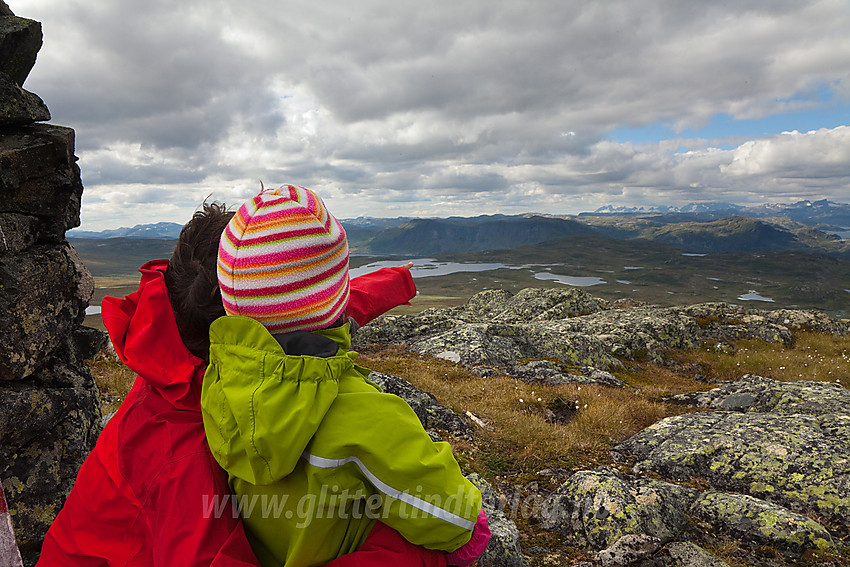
[37,260,416,566]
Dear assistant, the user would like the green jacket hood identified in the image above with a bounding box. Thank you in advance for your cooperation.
[202,316,364,486]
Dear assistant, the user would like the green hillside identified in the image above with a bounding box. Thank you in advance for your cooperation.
[69,217,850,317]
[361,215,595,255]
[579,215,850,258]
[69,238,177,279]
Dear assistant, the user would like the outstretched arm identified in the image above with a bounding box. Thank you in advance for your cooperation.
[347,263,417,327]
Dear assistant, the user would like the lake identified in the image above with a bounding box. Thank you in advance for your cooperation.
[738,290,775,302]
[351,258,617,287]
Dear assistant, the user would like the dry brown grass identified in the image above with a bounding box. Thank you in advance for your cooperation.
[85,329,850,477]
[357,346,703,475]
[670,331,850,388]
[87,352,136,415]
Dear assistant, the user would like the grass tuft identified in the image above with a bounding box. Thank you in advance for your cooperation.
[87,351,136,415]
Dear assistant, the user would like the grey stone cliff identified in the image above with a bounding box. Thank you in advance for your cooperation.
[0,5,100,564]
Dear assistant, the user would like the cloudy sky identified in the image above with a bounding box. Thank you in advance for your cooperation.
[12,0,850,230]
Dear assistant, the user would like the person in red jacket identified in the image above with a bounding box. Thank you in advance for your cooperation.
[37,202,434,566]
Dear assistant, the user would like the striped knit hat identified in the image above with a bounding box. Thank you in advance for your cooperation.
[217,185,350,334]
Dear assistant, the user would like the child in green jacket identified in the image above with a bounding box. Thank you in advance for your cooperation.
[201,185,489,567]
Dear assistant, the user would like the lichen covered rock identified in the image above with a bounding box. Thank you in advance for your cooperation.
[669,374,850,415]
[0,243,93,380]
[596,534,663,567]
[466,473,529,567]
[693,491,835,554]
[611,410,850,530]
[660,542,731,567]
[0,341,101,558]
[540,466,697,549]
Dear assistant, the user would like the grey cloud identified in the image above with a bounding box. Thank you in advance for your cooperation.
[10,0,850,229]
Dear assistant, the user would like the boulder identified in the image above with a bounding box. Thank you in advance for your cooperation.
[0,7,42,86]
[0,70,49,125]
[660,542,731,567]
[596,534,662,567]
[540,466,697,549]
[466,473,529,567]
[72,327,111,362]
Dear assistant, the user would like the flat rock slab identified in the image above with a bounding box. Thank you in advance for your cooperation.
[670,374,850,415]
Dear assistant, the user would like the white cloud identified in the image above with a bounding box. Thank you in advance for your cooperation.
[723,126,850,178]
[8,0,850,229]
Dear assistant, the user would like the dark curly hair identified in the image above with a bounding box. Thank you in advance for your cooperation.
[165,202,234,362]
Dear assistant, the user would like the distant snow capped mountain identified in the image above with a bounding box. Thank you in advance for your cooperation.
[590,202,744,215]
[591,205,672,214]
[339,217,415,229]
[677,202,743,213]
[67,200,850,240]
[587,200,850,225]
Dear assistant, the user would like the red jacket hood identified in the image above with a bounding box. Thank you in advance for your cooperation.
[101,260,206,410]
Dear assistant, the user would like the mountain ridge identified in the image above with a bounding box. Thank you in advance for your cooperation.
[68,199,850,239]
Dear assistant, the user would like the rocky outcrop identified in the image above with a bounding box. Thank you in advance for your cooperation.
[355,287,847,384]
[536,376,848,565]
[357,288,850,565]
[0,6,100,564]
[613,377,850,530]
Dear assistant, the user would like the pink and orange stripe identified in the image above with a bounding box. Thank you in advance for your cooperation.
[217,185,351,334]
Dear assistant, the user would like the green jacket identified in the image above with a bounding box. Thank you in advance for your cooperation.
[201,316,481,567]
